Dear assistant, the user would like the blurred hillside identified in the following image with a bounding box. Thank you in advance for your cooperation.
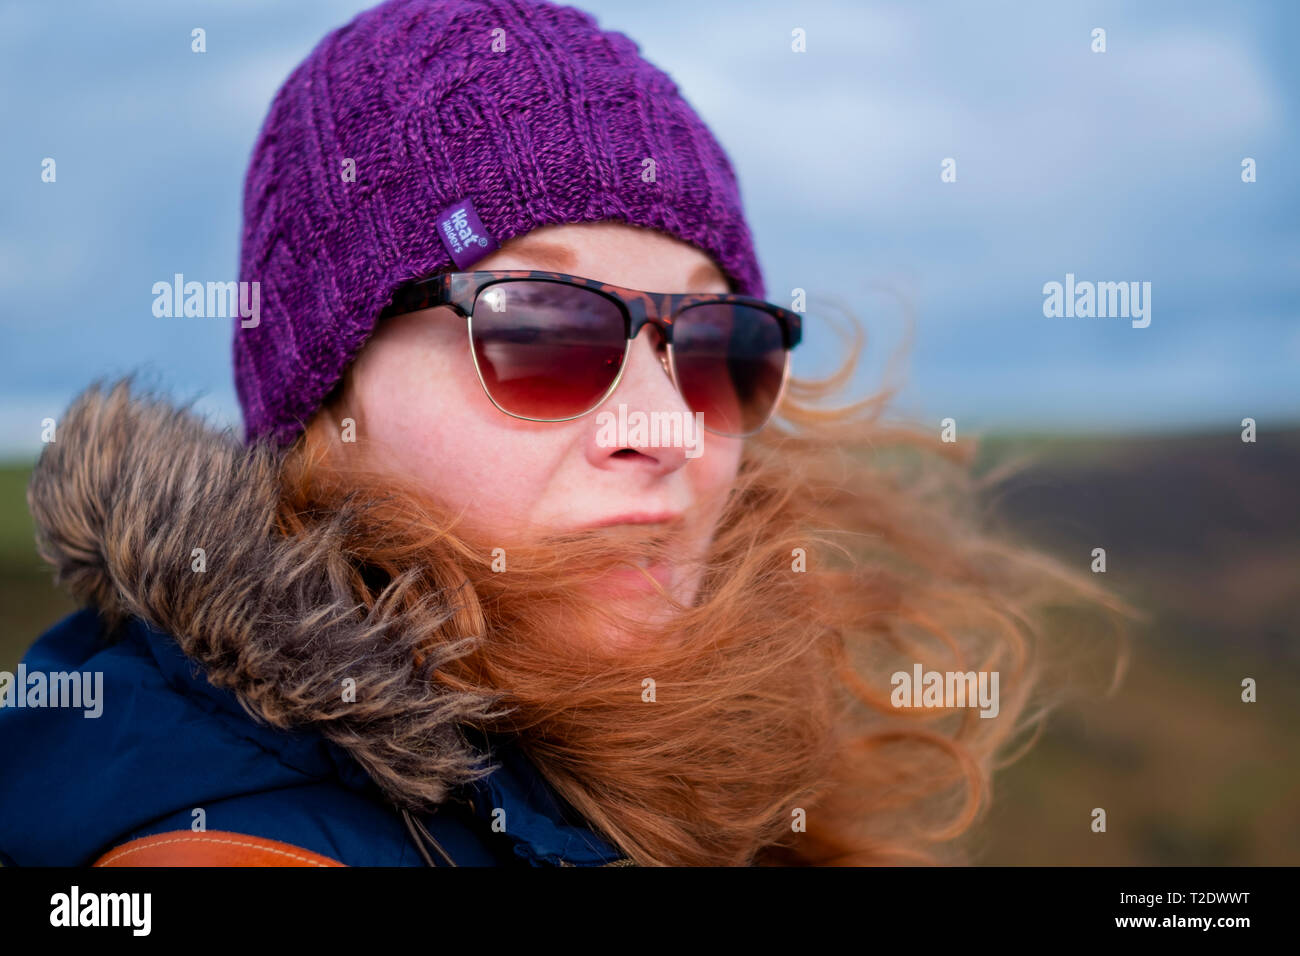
[971,427,1300,864]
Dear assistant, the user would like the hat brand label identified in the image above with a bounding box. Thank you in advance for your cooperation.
[436,197,499,269]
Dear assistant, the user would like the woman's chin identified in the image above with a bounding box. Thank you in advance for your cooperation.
[578,565,699,647]
[587,560,674,597]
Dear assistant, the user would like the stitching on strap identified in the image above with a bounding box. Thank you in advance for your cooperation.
[98,835,334,867]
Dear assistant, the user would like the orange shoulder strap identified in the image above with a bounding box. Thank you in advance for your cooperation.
[92,830,345,867]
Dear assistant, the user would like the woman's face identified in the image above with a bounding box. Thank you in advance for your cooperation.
[347,221,744,610]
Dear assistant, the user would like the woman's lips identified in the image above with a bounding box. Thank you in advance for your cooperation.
[577,512,683,530]
[569,513,683,597]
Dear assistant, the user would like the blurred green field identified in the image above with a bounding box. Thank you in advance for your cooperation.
[2,427,1298,864]
[971,428,1300,864]
[0,466,75,665]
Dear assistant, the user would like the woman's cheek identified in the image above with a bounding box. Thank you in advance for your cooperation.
[696,437,743,506]
[686,439,742,555]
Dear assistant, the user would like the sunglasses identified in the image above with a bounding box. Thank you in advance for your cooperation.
[379,270,802,437]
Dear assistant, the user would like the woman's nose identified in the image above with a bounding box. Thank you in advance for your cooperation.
[582,327,698,470]
[614,326,690,416]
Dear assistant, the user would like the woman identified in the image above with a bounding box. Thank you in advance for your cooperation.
[0,0,1122,866]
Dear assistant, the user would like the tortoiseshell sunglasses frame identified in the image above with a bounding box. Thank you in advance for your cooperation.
[378,269,802,437]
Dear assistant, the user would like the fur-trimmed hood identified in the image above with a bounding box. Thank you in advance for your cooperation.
[24,379,509,810]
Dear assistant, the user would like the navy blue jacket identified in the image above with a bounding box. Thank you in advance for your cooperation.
[0,608,627,867]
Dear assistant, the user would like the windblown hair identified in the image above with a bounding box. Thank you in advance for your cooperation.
[275,302,1130,866]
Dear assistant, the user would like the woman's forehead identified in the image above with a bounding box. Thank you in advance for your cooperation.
[480,222,729,293]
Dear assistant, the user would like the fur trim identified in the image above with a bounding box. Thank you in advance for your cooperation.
[26,379,508,808]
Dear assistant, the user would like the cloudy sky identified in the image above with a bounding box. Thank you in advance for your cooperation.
[2,0,1296,455]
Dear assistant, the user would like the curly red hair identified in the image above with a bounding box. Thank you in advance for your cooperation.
[275,302,1130,865]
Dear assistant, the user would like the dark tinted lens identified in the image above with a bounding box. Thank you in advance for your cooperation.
[672,304,787,435]
[470,281,627,420]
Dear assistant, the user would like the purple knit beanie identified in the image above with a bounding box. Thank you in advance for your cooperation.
[235,0,765,447]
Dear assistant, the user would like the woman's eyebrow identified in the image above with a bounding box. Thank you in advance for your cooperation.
[502,237,726,291]
[501,238,576,272]
[687,262,728,291]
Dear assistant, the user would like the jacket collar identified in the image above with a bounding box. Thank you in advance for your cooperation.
[142,616,623,866]
[138,616,375,793]
[460,727,625,866]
